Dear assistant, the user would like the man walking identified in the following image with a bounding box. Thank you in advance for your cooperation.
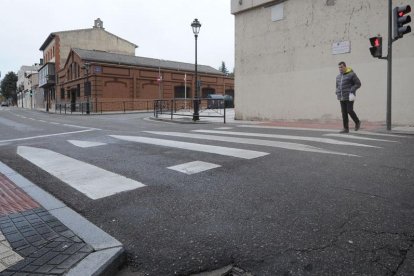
[336,61,361,133]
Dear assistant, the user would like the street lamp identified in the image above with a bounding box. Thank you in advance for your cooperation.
[82,62,91,114]
[191,18,201,121]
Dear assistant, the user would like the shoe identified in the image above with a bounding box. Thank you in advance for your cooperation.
[339,129,349,133]
[355,121,361,131]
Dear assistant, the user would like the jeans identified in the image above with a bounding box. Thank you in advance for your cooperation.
[340,100,360,129]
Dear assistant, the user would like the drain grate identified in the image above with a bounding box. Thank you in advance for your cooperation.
[224,266,253,276]
[192,265,253,276]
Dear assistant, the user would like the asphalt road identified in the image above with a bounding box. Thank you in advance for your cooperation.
[1,107,413,276]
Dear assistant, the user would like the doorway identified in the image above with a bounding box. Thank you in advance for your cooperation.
[70,88,76,112]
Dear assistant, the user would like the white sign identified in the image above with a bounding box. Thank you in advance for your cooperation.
[271,3,284,22]
[332,41,351,55]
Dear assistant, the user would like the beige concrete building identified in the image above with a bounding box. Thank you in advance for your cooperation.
[231,0,414,125]
[40,18,137,71]
[17,65,41,108]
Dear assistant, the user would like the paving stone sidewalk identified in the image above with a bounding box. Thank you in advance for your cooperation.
[0,173,93,275]
[0,164,125,276]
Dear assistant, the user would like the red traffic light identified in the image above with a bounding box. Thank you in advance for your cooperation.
[369,36,382,47]
[394,5,412,39]
[369,36,382,58]
[397,5,411,16]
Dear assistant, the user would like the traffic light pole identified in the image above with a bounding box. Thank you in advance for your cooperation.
[379,1,411,130]
[386,0,392,131]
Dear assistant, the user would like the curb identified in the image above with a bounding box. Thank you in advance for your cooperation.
[148,116,211,124]
[0,161,125,275]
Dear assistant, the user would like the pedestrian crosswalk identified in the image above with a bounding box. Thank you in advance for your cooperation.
[16,126,399,200]
[143,131,361,156]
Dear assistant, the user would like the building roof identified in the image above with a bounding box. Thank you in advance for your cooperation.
[39,28,138,51]
[72,48,224,75]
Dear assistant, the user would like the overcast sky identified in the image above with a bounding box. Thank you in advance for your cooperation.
[0,0,234,79]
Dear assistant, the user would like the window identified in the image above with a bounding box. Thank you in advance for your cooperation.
[61,88,65,99]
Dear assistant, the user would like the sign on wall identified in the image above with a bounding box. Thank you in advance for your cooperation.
[271,3,284,22]
[332,41,351,55]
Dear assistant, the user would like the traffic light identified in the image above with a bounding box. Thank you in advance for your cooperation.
[369,36,382,58]
[393,5,411,40]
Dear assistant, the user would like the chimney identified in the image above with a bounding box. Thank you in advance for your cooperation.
[94,18,104,29]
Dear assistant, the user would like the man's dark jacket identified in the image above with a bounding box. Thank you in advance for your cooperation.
[335,67,361,101]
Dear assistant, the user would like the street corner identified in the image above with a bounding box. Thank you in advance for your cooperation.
[0,168,124,275]
[0,172,93,274]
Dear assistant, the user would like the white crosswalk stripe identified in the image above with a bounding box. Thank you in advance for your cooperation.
[168,161,221,175]
[237,124,338,132]
[68,140,107,148]
[324,133,398,142]
[17,146,146,200]
[143,131,360,157]
[192,129,379,147]
[0,129,96,144]
[110,135,268,159]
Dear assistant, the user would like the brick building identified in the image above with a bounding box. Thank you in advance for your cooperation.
[38,19,234,112]
[56,48,234,112]
[38,18,138,111]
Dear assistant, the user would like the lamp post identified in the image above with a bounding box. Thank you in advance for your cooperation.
[44,75,49,112]
[29,79,33,109]
[191,18,201,121]
[82,62,91,114]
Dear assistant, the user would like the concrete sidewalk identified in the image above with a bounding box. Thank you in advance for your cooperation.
[153,108,414,135]
[0,162,124,275]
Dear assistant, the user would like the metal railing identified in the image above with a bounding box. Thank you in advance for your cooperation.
[54,99,228,123]
[154,98,227,123]
[55,100,154,115]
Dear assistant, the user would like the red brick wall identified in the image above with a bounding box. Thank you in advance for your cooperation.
[54,50,234,112]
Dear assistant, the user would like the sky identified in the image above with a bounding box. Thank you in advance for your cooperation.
[0,0,234,79]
